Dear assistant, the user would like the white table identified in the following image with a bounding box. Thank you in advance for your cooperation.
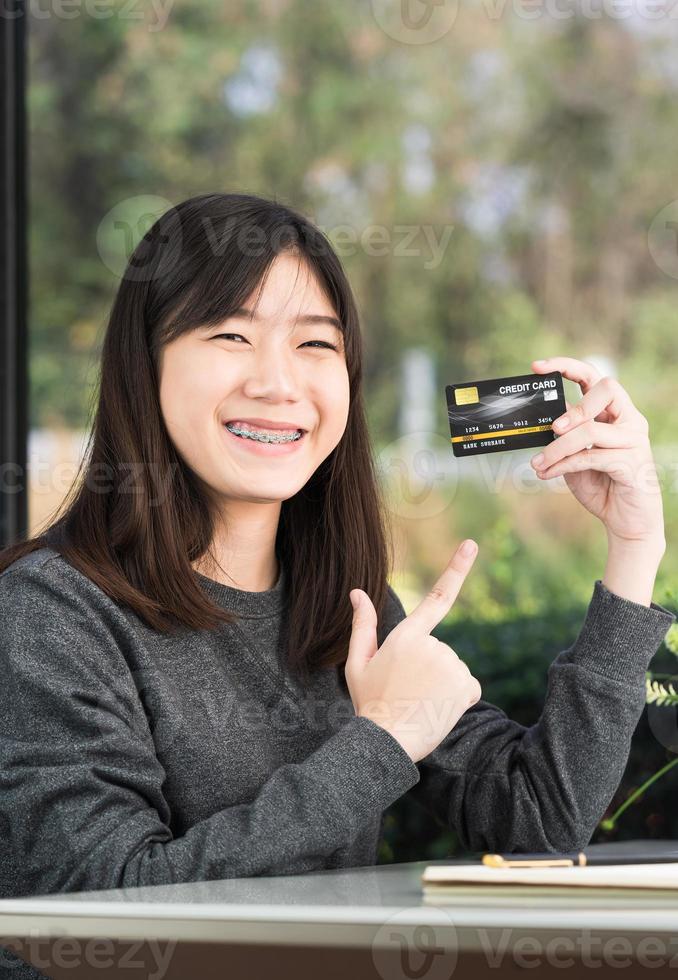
[2,859,678,978]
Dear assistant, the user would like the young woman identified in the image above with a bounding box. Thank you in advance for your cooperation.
[0,192,674,900]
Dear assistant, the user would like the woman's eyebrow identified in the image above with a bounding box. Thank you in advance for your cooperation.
[231,307,343,331]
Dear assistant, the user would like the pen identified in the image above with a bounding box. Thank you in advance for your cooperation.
[482,850,678,868]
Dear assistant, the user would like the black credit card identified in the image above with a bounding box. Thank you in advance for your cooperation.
[446,371,566,457]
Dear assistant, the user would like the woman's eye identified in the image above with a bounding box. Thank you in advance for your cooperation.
[212,334,337,350]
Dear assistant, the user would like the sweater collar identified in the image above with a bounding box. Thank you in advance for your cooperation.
[194,561,285,618]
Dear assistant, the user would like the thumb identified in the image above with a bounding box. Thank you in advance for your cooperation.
[346,589,379,673]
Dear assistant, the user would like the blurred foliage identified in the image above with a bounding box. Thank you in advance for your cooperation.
[27,0,678,858]
[386,479,678,616]
[28,0,678,439]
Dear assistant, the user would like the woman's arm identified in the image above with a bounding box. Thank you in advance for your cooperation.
[381,581,675,854]
[602,535,666,606]
[0,565,420,898]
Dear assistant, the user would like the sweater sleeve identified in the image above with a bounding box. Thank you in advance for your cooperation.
[0,565,420,898]
[382,580,676,854]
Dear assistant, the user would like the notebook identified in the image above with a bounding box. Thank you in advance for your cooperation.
[421,862,678,892]
[422,839,678,894]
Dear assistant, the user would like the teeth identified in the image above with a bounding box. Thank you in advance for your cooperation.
[225,422,302,443]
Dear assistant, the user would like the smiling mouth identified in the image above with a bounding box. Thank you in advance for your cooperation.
[223,422,305,444]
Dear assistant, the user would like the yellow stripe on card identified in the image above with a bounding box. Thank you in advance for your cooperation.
[451,424,552,443]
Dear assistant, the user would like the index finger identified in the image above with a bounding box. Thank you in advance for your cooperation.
[532,357,602,396]
[407,541,478,634]
[555,377,636,431]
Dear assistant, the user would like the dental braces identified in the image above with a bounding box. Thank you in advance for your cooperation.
[225,423,302,443]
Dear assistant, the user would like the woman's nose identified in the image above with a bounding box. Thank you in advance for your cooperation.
[241,347,303,400]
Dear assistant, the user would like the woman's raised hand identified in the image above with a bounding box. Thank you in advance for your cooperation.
[530,357,665,551]
[345,540,482,764]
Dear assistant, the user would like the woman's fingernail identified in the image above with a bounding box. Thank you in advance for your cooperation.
[534,359,547,365]
[554,416,569,430]
[532,453,544,467]
[461,539,477,557]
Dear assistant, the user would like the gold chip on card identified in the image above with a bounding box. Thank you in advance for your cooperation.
[454,386,479,405]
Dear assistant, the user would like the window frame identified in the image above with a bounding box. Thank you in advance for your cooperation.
[0,4,28,547]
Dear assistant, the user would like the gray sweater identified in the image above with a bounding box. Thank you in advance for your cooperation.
[0,546,675,901]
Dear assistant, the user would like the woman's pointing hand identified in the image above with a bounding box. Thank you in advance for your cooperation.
[345,540,482,763]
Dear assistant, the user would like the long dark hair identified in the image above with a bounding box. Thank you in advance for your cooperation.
[0,192,395,687]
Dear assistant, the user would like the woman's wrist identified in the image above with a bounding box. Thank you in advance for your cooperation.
[602,533,666,607]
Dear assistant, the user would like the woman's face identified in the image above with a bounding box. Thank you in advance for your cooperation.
[158,252,350,508]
